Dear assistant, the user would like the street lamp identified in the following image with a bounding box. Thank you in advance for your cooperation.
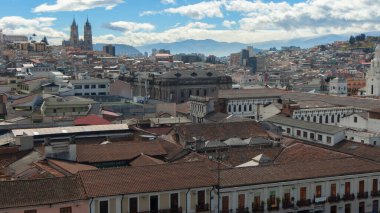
[208,146,227,213]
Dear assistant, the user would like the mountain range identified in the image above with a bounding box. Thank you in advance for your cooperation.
[95,32,380,57]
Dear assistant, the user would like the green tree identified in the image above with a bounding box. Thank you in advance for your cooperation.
[349,35,356,45]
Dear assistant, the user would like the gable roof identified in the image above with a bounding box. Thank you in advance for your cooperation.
[79,161,217,197]
[174,121,268,142]
[76,141,167,163]
[74,115,111,126]
[0,176,86,209]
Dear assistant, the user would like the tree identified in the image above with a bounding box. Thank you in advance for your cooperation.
[349,35,356,45]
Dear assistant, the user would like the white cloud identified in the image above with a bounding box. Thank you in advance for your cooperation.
[33,0,124,13]
[142,1,224,19]
[222,0,380,34]
[161,0,176,4]
[0,16,67,44]
[105,21,155,32]
[222,20,236,29]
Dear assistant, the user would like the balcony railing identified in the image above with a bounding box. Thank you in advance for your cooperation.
[252,202,264,213]
[342,193,355,201]
[297,199,312,207]
[328,194,340,203]
[371,190,380,197]
[137,208,182,213]
[357,192,369,199]
[196,203,209,212]
[220,209,232,213]
[235,207,249,213]
[267,205,279,211]
[282,200,294,209]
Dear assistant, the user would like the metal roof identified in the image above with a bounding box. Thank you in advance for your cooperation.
[12,124,129,137]
[266,115,346,135]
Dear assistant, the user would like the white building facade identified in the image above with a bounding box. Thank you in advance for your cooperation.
[366,45,380,96]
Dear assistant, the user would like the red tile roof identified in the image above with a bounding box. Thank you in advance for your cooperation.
[0,176,86,209]
[74,115,111,126]
[220,157,380,188]
[48,159,97,174]
[174,121,268,142]
[76,141,167,163]
[79,161,217,197]
[129,154,165,167]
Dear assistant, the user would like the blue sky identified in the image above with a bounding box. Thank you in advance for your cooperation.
[0,0,379,46]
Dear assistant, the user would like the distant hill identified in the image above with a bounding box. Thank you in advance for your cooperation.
[93,43,142,56]
[137,39,252,57]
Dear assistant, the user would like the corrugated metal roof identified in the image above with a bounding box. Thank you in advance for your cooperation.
[12,124,129,136]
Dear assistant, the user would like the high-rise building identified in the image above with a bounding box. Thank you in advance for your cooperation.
[103,44,116,56]
[83,18,93,51]
[70,18,79,48]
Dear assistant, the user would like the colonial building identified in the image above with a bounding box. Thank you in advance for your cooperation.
[62,18,93,50]
[124,70,232,104]
[366,45,380,96]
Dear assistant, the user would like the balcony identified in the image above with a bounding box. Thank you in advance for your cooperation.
[282,200,294,209]
[342,193,355,201]
[328,194,340,203]
[235,207,249,213]
[196,203,209,212]
[252,202,264,213]
[138,208,182,213]
[313,196,327,205]
[371,190,380,197]
[220,209,232,213]
[296,199,312,207]
[357,192,369,199]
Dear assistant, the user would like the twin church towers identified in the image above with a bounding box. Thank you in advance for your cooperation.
[62,18,93,50]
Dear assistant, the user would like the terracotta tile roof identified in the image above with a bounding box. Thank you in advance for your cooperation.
[0,176,86,209]
[10,94,39,106]
[76,141,167,163]
[332,140,380,162]
[129,154,165,167]
[222,147,283,167]
[34,161,65,177]
[48,159,97,174]
[74,115,111,126]
[79,161,217,197]
[275,142,351,164]
[174,121,268,142]
[220,157,380,188]
[141,127,173,136]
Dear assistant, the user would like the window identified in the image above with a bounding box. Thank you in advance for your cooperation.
[359,180,365,193]
[74,85,82,89]
[24,211,37,213]
[286,128,291,134]
[91,93,97,95]
[345,203,351,213]
[331,206,337,213]
[331,184,336,196]
[150,195,159,212]
[170,193,179,210]
[72,108,76,112]
[373,200,379,213]
[373,179,378,193]
[84,85,89,89]
[354,116,358,123]
[222,196,229,212]
[238,194,245,209]
[91,85,96,89]
[99,84,106,88]
[84,93,89,96]
[300,187,307,200]
[60,207,72,213]
[318,134,323,141]
[327,136,332,144]
[296,130,301,136]
[310,133,315,140]
[345,182,351,194]
[99,200,108,213]
[74,93,82,96]
[99,92,106,95]
[316,185,322,198]
[130,197,138,213]
[303,131,308,138]
[269,191,276,207]
[197,190,205,206]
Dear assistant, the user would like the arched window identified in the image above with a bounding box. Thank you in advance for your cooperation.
[337,114,340,123]
[307,116,310,121]
[313,116,317,122]
[233,105,236,112]
[228,105,231,112]
[238,105,241,112]
[331,115,335,123]
[325,115,329,123]
[249,105,252,111]
[244,105,247,111]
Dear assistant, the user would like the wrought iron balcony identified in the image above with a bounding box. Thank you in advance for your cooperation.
[328,194,341,203]
[196,203,209,212]
[235,207,249,213]
[252,202,264,213]
[342,193,355,201]
[357,192,368,199]
[371,190,380,197]
[296,199,312,207]
[282,200,294,209]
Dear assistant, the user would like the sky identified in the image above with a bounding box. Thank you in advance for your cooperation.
[0,0,379,46]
